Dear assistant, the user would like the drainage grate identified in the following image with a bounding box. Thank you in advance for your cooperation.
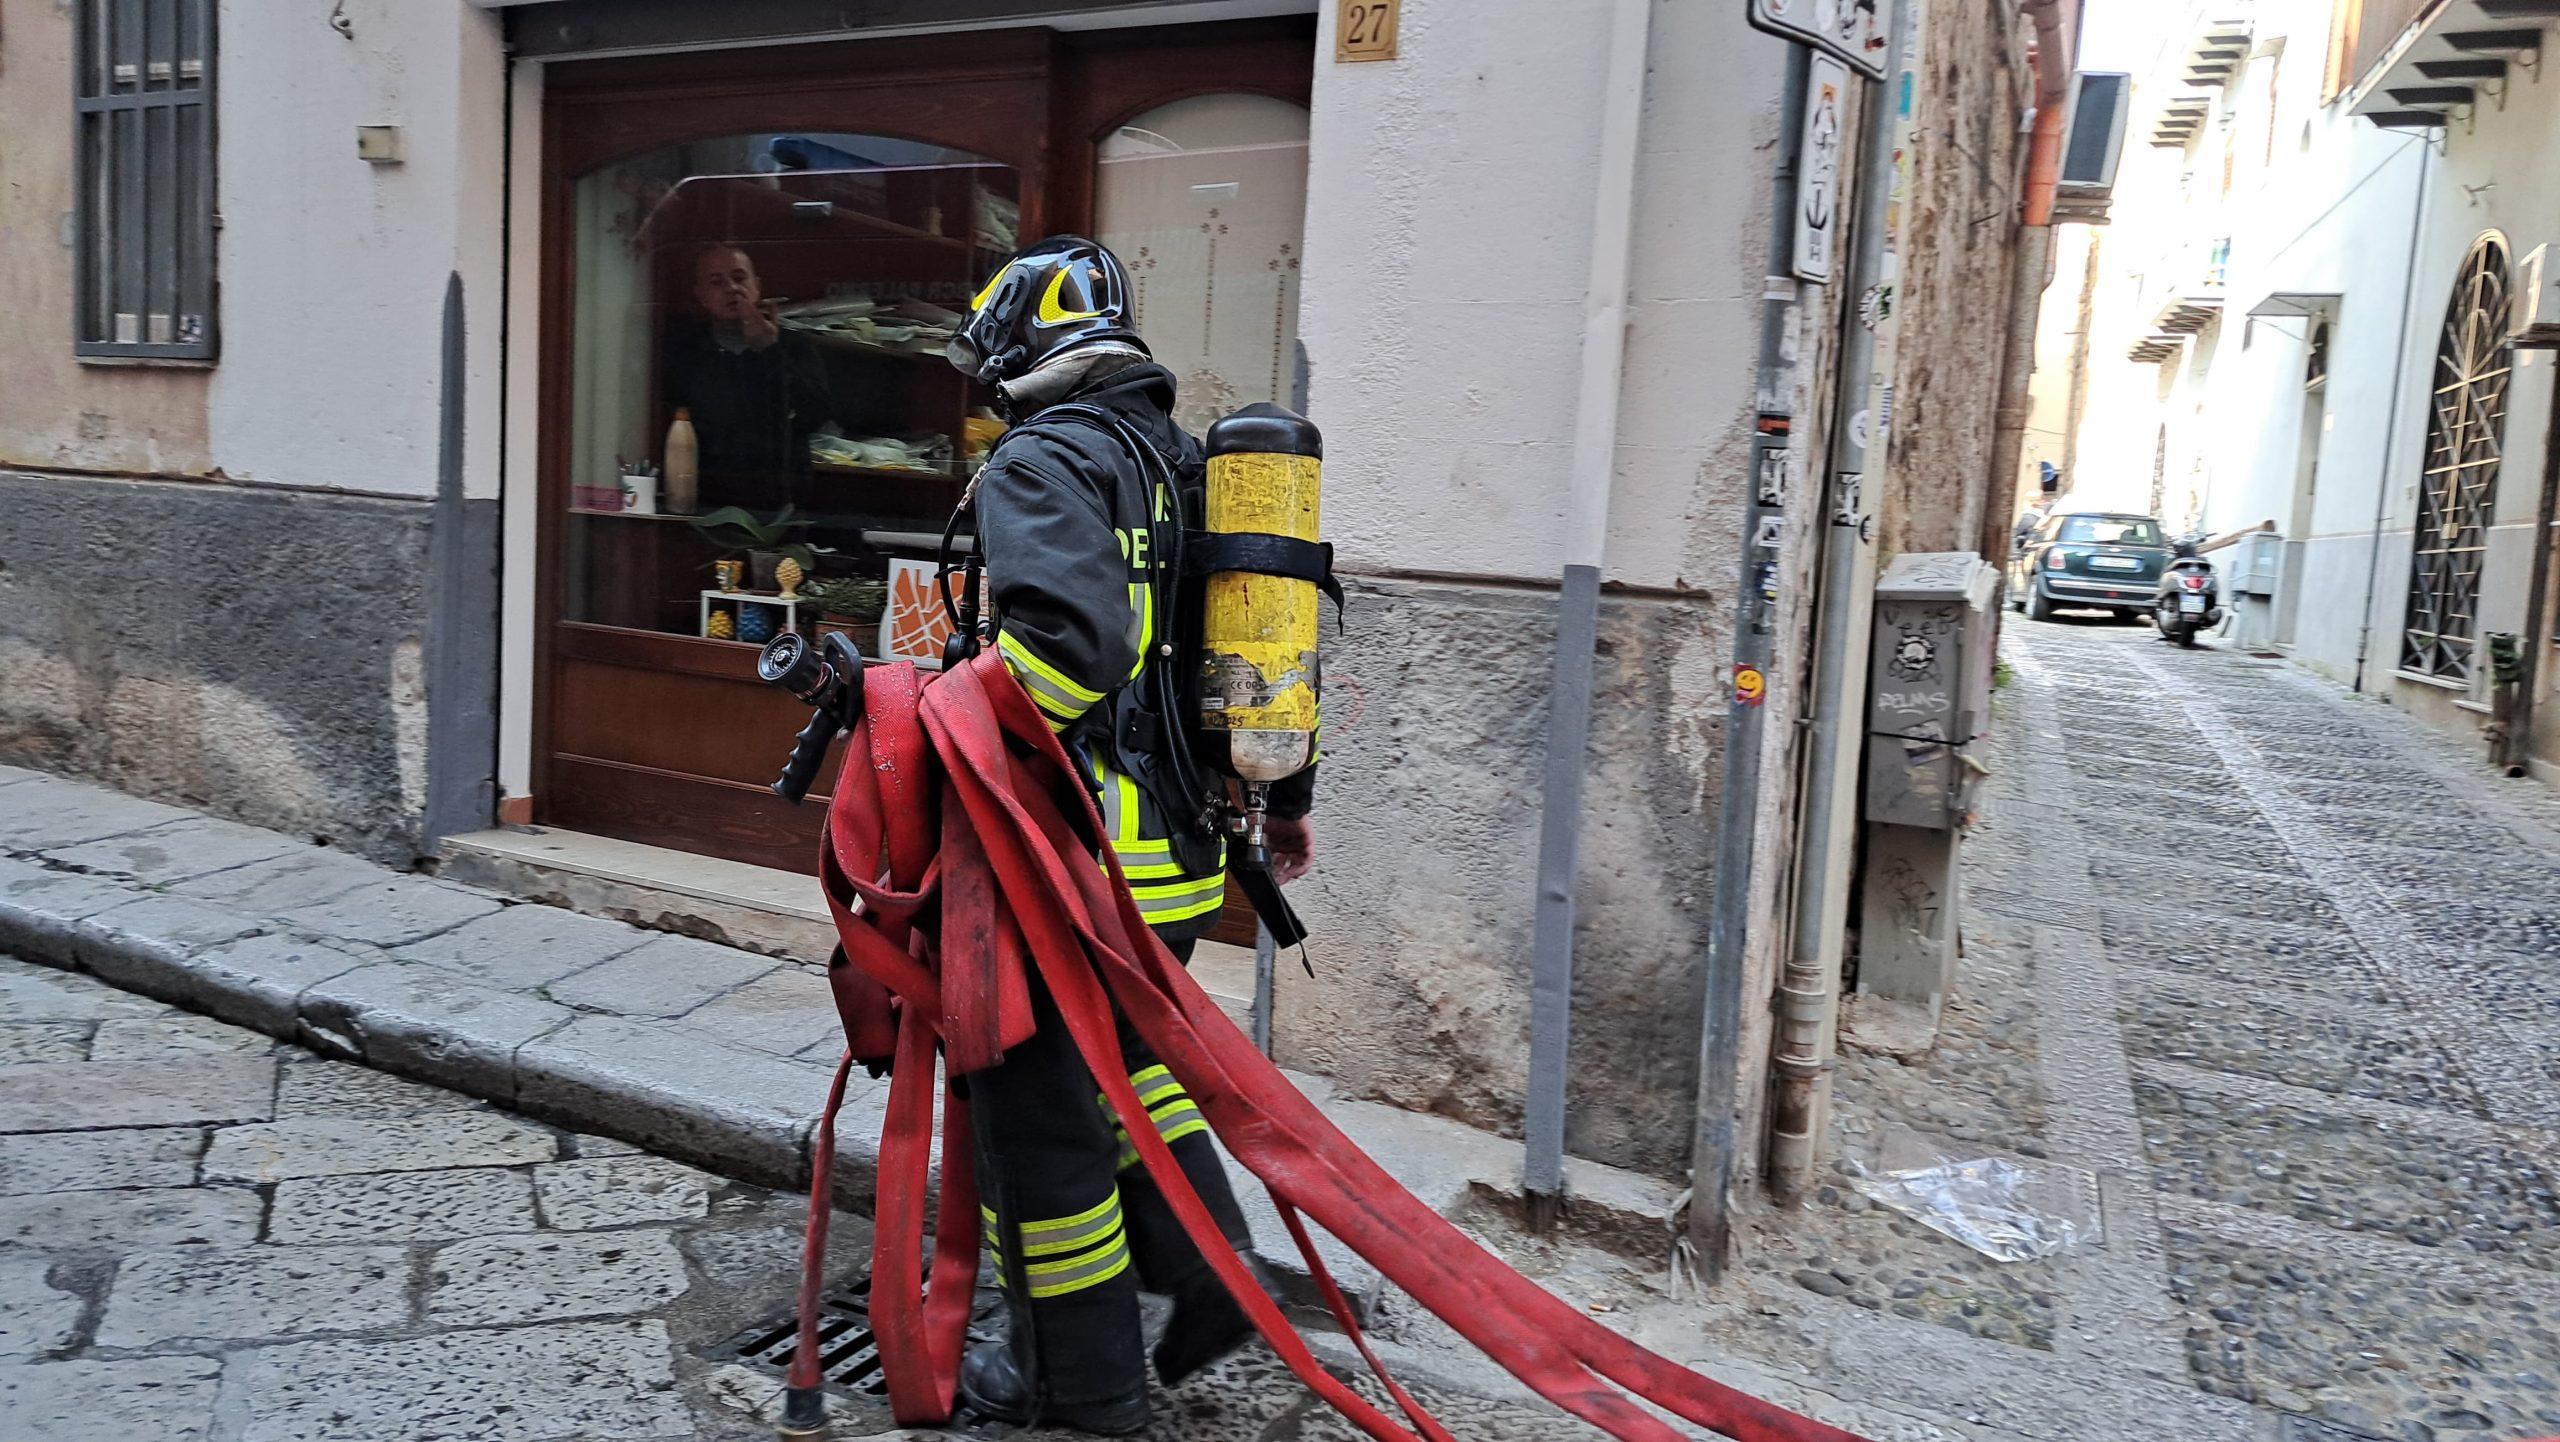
[710,1276,891,1396]
[710,1273,1003,1399]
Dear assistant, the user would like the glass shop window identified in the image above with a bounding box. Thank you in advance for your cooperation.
[564,133,1019,649]
[1096,95,1310,434]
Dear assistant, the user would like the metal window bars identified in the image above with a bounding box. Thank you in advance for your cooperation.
[74,0,216,361]
[2401,233,2513,684]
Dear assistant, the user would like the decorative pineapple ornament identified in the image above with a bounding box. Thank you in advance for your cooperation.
[737,603,776,644]
[705,608,736,641]
[774,557,804,600]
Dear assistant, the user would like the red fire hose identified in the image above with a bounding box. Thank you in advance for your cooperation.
[785,654,1870,1442]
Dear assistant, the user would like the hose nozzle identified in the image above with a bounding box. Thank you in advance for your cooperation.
[774,1383,827,1440]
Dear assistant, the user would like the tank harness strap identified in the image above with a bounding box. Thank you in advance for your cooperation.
[1181,531,1348,628]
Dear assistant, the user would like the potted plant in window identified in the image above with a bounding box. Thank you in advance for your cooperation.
[688,505,817,592]
[798,574,890,658]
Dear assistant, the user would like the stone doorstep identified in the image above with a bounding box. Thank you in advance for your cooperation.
[0,844,1681,1314]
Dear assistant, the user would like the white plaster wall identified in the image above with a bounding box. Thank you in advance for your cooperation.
[1298,0,1782,590]
[207,0,507,501]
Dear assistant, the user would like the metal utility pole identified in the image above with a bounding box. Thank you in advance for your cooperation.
[1769,0,1908,1205]
[1521,0,1656,1228]
[1689,43,1813,1281]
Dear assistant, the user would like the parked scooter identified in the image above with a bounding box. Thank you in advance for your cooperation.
[2153,535,2223,647]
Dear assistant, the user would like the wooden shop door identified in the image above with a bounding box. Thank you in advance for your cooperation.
[530,20,1314,887]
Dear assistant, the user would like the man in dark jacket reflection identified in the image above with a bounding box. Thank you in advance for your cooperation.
[663,244,835,511]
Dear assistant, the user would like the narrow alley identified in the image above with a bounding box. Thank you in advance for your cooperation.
[1652,620,2560,1442]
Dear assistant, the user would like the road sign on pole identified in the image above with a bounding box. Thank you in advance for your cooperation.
[1750,0,1888,78]
[1794,53,1848,283]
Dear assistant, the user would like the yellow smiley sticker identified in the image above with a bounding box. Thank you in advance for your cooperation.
[1733,665,1766,709]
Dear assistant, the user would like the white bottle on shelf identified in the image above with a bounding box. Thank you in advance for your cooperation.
[664,408,699,515]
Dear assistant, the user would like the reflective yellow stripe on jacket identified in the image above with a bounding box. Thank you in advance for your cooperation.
[997,630,1224,926]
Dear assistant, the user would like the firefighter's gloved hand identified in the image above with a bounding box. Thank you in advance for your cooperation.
[1264,816,1314,886]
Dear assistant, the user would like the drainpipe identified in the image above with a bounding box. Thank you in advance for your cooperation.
[1768,0,1909,1205]
[1983,0,2075,559]
[2352,139,2435,693]
[1689,42,1812,1283]
[2017,0,2075,227]
[1520,0,1655,1229]
[1984,226,2057,561]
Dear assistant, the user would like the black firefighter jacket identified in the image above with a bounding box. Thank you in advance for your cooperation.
[976,361,1314,938]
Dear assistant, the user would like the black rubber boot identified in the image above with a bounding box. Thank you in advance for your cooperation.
[959,1334,1152,1436]
[1152,1248,1281,1387]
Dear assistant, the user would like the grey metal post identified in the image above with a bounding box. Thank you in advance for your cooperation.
[1769,0,1904,1204]
[1251,922,1276,1056]
[1690,44,1814,1280]
[425,272,502,853]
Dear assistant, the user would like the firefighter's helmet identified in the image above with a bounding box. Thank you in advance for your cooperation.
[946,236,1145,387]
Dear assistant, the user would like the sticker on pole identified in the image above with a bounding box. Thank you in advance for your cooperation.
[1733,665,1767,709]
[1751,0,1888,79]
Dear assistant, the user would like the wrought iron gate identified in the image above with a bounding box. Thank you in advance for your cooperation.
[2400,233,2513,683]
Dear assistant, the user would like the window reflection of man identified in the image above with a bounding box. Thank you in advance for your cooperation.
[663,244,837,511]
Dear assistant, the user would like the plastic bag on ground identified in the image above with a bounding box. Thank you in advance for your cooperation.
[1843,1123,2102,1263]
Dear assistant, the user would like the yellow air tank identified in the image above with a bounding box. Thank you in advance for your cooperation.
[1199,403,1324,785]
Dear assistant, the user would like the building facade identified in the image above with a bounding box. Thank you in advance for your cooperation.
[2026,0,2560,774]
[0,0,2052,1212]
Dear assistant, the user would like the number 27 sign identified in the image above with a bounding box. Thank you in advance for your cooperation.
[1336,0,1399,62]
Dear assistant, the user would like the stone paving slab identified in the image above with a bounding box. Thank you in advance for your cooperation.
[533,1154,713,1229]
[0,1055,275,1132]
[97,1245,411,1346]
[165,849,385,911]
[0,1355,224,1442]
[224,1319,693,1442]
[0,1184,263,1249]
[426,1228,691,1325]
[686,963,849,1060]
[0,1021,90,1064]
[296,961,577,1098]
[392,901,652,988]
[40,815,303,887]
[270,1166,539,1243]
[0,778,193,850]
[544,932,780,1018]
[0,862,159,960]
[0,1127,205,1195]
[138,932,382,1036]
[203,1111,558,1183]
[0,1254,82,1360]
[514,1013,845,1190]
[265,876,505,948]
[90,1013,277,1060]
[274,1055,487,1120]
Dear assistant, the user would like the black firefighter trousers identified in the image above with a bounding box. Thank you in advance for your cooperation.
[965,933,1254,1405]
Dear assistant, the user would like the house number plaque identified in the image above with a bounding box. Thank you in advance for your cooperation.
[1336,0,1399,61]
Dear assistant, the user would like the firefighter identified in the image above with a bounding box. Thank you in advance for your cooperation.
[943,235,1316,1432]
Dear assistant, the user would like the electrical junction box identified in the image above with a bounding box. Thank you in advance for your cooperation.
[1865,553,2000,831]
[2228,528,2282,596]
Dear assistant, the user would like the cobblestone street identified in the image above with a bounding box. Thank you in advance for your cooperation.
[0,955,1575,1442]
[1669,619,2560,1442]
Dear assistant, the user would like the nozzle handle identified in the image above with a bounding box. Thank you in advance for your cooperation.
[772,710,842,805]
[759,632,866,804]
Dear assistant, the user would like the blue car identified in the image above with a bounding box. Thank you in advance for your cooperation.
[2008,511,2170,622]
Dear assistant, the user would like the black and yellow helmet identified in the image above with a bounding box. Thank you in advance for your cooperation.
[946,235,1144,386]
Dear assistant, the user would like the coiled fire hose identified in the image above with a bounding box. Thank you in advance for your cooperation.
[769,648,1871,1442]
